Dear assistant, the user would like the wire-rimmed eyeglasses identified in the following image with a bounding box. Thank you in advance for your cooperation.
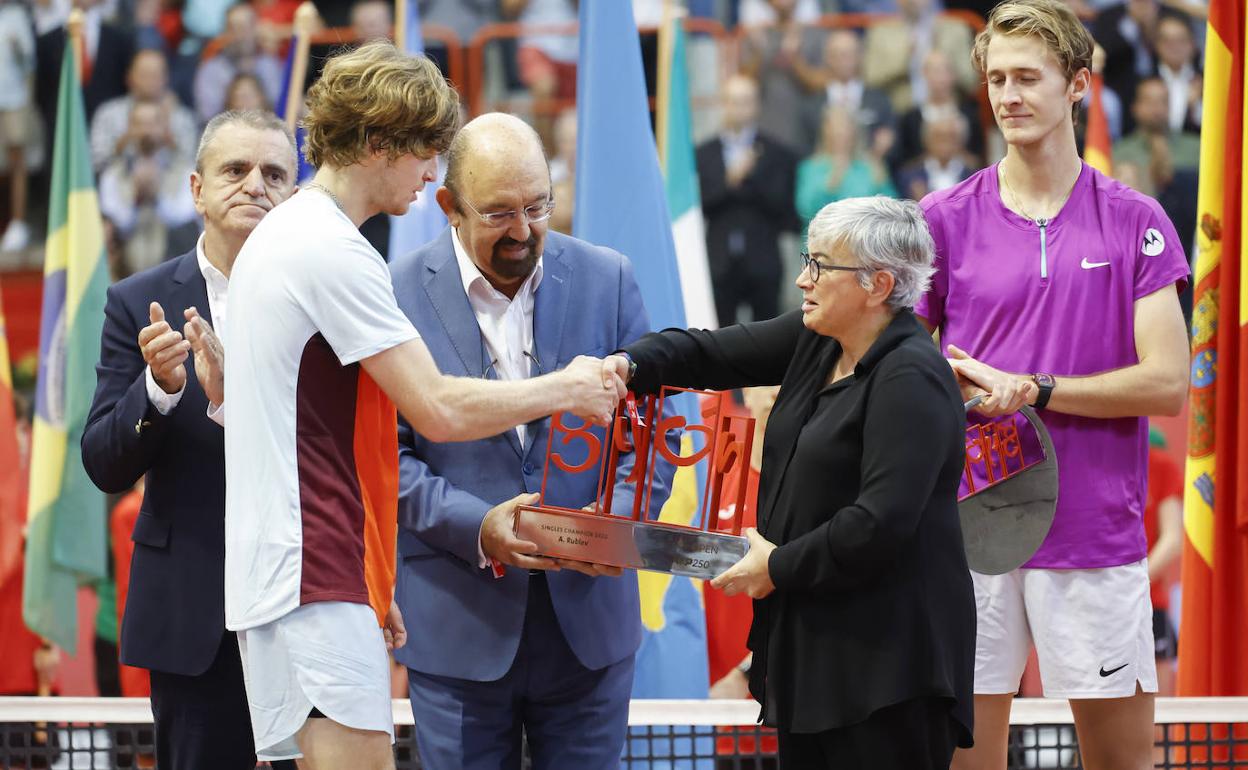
[800,251,859,284]
[461,197,556,228]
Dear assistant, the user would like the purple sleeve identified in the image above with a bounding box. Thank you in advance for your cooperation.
[915,198,949,329]
[1130,199,1190,300]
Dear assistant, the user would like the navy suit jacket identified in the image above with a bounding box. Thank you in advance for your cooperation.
[389,229,675,681]
[81,250,227,676]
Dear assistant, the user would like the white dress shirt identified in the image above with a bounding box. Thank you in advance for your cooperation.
[146,234,228,414]
[452,227,544,447]
[1158,62,1200,132]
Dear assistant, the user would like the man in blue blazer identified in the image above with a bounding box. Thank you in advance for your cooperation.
[81,110,298,770]
[390,113,674,770]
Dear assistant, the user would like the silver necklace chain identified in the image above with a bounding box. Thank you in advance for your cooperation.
[305,182,346,214]
[999,161,1077,223]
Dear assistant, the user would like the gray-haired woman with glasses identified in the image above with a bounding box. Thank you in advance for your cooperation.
[617,196,976,769]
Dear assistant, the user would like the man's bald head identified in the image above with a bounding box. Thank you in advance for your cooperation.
[438,113,554,298]
[444,113,549,201]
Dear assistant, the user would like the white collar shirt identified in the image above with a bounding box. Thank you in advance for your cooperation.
[146,233,230,414]
[452,226,544,445]
[1158,62,1197,131]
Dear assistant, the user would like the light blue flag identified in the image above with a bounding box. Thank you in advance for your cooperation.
[387,0,447,261]
[574,3,714,766]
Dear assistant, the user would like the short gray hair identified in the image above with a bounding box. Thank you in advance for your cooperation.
[195,110,298,174]
[806,196,936,310]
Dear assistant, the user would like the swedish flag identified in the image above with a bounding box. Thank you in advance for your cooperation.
[23,25,109,653]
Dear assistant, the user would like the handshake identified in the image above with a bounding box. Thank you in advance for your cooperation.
[555,353,634,427]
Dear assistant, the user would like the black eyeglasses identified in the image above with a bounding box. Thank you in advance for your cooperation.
[800,252,859,284]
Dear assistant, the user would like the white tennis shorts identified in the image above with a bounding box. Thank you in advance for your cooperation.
[236,601,394,760]
[972,559,1158,699]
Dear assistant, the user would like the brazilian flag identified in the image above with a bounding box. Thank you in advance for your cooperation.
[23,32,109,653]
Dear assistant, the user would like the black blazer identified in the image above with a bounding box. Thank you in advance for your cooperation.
[81,250,227,676]
[624,310,975,741]
[36,23,133,133]
[696,133,798,281]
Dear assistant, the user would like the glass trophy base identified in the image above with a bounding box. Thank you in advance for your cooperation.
[515,505,750,580]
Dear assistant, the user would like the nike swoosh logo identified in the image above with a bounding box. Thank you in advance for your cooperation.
[1099,664,1129,677]
[1081,258,1111,269]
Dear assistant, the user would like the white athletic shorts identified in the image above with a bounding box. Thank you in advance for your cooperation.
[236,601,394,760]
[972,559,1159,699]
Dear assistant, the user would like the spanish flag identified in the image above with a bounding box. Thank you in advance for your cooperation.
[22,20,109,654]
[1179,0,1248,755]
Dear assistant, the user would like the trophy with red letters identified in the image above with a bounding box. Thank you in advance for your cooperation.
[513,387,753,579]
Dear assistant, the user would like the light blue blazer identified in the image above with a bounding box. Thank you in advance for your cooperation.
[389,229,675,681]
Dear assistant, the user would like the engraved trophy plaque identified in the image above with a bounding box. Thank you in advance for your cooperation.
[513,387,754,580]
[957,402,1059,575]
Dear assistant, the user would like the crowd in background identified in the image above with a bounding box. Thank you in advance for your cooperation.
[0,0,1201,700]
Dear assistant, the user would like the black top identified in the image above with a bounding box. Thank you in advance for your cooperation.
[624,310,975,742]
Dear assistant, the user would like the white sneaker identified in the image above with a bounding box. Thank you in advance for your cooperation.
[1,220,29,252]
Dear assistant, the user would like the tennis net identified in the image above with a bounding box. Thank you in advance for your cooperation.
[2,697,1246,768]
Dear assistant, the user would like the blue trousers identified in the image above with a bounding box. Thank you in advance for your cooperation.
[406,573,634,770]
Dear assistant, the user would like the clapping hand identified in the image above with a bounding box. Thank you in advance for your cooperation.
[139,302,191,394]
[183,307,224,407]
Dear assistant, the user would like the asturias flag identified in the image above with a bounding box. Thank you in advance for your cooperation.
[23,32,109,653]
[574,0,712,710]
[1178,0,1248,759]
[657,12,717,331]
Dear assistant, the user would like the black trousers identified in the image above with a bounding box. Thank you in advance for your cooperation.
[776,697,961,770]
[148,631,265,770]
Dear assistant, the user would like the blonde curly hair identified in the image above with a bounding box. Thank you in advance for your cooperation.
[302,40,460,169]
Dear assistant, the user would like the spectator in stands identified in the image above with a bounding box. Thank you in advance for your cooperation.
[505,0,577,151]
[1091,0,1189,134]
[894,49,986,175]
[896,113,975,200]
[740,0,827,156]
[698,74,798,326]
[192,2,283,124]
[796,107,896,230]
[0,0,35,254]
[1154,15,1201,132]
[350,0,391,42]
[224,72,272,112]
[1112,76,1200,198]
[35,0,134,135]
[801,30,895,161]
[98,100,199,277]
[863,0,978,113]
[736,0,823,24]
[548,106,576,233]
[91,49,198,172]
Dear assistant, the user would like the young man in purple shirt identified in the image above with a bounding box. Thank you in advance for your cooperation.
[914,1,1190,768]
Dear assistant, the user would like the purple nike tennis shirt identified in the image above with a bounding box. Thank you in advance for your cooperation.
[917,162,1190,569]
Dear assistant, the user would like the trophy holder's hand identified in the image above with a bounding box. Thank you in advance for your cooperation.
[482,492,562,572]
[710,528,776,599]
